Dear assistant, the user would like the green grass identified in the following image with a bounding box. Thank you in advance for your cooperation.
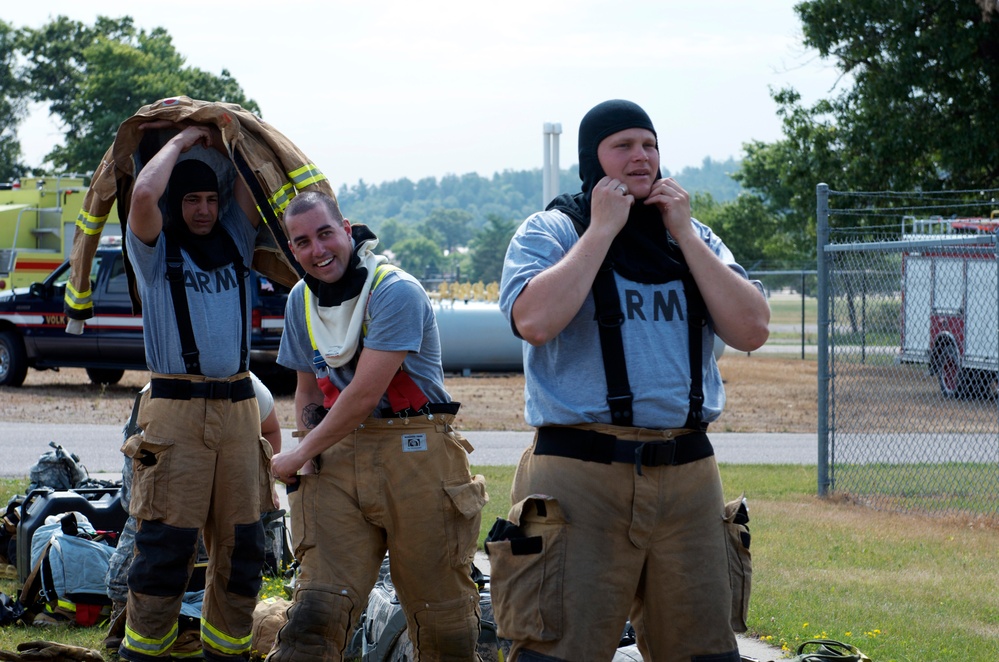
[768,296,817,326]
[4,468,998,661]
[720,465,999,662]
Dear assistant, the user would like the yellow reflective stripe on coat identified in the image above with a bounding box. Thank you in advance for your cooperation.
[202,619,252,656]
[75,208,109,236]
[265,163,327,216]
[123,621,179,657]
[288,162,327,190]
[267,181,296,216]
[64,281,93,312]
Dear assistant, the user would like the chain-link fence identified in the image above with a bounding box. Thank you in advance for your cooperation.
[817,184,999,519]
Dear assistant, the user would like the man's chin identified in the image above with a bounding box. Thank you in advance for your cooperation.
[188,223,216,235]
[307,266,342,283]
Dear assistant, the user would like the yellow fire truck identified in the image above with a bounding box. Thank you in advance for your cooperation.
[0,174,115,291]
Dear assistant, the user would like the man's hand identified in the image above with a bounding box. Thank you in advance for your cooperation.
[645,177,694,241]
[589,176,633,238]
[138,120,213,151]
[270,449,305,485]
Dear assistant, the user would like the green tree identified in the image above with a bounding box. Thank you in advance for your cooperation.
[467,214,517,283]
[0,20,26,180]
[794,0,999,191]
[373,217,413,253]
[732,0,999,264]
[390,236,442,278]
[19,15,259,174]
[418,208,473,253]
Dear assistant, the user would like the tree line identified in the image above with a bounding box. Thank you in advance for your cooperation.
[5,3,999,283]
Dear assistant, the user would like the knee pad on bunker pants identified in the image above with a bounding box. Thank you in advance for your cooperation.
[411,594,481,661]
[265,588,359,662]
[129,521,199,596]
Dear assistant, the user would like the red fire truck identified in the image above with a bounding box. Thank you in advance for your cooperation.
[899,214,998,398]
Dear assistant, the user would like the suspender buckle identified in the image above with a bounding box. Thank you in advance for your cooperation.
[598,313,624,328]
[181,350,201,374]
[165,257,185,281]
[607,393,633,426]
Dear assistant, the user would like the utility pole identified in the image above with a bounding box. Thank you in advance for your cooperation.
[542,122,562,207]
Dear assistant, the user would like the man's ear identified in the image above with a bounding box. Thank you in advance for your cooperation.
[343,218,351,233]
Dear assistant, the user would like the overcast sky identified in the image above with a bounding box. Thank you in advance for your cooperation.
[14,0,845,191]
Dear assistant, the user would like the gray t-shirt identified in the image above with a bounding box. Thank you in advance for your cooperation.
[500,209,748,429]
[126,152,255,378]
[278,267,451,415]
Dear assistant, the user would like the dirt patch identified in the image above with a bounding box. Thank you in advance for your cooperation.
[0,354,819,432]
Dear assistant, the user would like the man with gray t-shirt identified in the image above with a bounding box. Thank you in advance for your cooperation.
[120,122,266,662]
[266,191,486,662]
[492,100,770,662]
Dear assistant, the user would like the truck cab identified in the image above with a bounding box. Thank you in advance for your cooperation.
[0,240,289,389]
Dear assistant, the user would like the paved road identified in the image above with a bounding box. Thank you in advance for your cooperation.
[0,422,818,477]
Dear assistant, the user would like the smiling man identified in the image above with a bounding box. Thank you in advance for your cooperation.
[266,191,486,662]
[493,99,770,662]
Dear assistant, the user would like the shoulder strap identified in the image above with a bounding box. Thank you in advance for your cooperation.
[164,231,249,376]
[682,275,706,429]
[591,262,634,426]
[164,235,201,374]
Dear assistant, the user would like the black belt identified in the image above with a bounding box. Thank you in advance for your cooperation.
[378,402,461,418]
[534,426,714,475]
[150,377,254,402]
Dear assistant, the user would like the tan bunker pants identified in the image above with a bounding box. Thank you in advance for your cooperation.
[121,374,264,661]
[268,413,488,662]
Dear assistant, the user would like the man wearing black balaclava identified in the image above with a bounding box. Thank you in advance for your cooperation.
[492,100,770,661]
[120,123,266,662]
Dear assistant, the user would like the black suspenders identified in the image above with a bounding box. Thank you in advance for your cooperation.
[163,234,249,376]
[573,219,707,429]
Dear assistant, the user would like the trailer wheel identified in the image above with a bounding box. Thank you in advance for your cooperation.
[933,341,966,399]
[0,329,28,387]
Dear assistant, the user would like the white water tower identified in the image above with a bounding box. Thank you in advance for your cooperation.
[542,122,562,207]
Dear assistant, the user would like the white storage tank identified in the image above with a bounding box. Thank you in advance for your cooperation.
[433,300,523,373]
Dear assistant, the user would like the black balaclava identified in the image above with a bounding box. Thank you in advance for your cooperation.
[165,159,232,271]
[304,223,379,307]
[548,99,688,284]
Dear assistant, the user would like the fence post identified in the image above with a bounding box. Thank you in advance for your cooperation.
[816,183,831,497]
[801,271,806,360]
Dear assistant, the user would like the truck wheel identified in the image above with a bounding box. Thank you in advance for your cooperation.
[86,368,125,385]
[964,369,998,401]
[0,329,28,387]
[933,341,966,399]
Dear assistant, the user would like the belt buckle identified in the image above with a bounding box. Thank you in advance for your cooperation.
[633,440,676,476]
[205,381,230,399]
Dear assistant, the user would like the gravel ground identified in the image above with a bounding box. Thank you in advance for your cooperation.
[0,354,818,433]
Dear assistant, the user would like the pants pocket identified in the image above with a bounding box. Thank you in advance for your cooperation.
[288,474,319,559]
[723,495,752,633]
[484,495,567,642]
[121,433,174,521]
[258,436,276,513]
[442,474,488,568]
